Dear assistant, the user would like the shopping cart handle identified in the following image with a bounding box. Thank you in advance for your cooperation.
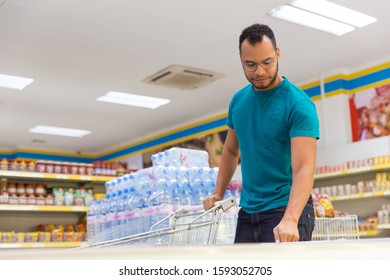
[176,197,236,215]
[176,204,204,215]
[214,196,235,211]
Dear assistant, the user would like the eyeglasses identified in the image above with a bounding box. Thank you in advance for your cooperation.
[242,53,277,72]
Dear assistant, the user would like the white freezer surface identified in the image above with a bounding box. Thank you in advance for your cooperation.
[1,238,389,260]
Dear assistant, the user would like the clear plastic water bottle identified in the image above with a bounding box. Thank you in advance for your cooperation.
[96,199,108,243]
[151,152,164,166]
[123,191,135,237]
[163,147,210,168]
[131,192,144,235]
[86,200,96,244]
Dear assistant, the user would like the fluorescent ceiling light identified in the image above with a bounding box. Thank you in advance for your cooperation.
[291,0,377,28]
[29,125,91,138]
[97,91,170,109]
[0,74,34,90]
[268,0,377,36]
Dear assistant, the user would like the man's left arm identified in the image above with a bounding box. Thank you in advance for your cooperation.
[273,136,317,243]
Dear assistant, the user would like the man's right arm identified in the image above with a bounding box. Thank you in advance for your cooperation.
[203,128,240,210]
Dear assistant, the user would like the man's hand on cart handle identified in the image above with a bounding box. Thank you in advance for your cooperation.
[202,194,223,211]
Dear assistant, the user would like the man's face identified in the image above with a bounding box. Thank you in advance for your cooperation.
[240,37,280,91]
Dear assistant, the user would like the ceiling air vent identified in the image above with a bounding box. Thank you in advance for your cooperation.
[143,65,224,90]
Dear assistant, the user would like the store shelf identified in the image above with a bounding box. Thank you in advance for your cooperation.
[377,224,390,230]
[0,170,113,182]
[314,164,390,180]
[0,204,87,212]
[330,190,390,201]
[0,242,86,249]
[359,230,379,237]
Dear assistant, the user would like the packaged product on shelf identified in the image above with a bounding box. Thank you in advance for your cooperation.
[73,231,85,242]
[9,160,18,171]
[36,194,45,205]
[78,163,86,175]
[0,179,8,204]
[84,188,94,206]
[19,160,27,171]
[16,183,26,195]
[38,232,51,242]
[36,161,46,173]
[25,183,34,195]
[34,183,46,195]
[63,231,74,242]
[7,182,16,195]
[70,163,78,175]
[8,194,18,204]
[64,187,75,206]
[53,187,65,206]
[312,193,335,218]
[27,160,35,172]
[18,193,27,205]
[45,161,54,173]
[24,232,39,242]
[0,158,8,170]
[86,164,94,176]
[16,232,25,243]
[45,194,54,205]
[53,161,62,174]
[27,194,37,205]
[62,162,71,174]
[2,232,16,243]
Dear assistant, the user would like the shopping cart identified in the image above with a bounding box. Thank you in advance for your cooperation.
[312,215,360,241]
[79,196,236,249]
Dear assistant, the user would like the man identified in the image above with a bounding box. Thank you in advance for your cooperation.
[203,24,319,243]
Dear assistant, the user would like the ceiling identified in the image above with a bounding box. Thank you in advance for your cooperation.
[1,0,389,156]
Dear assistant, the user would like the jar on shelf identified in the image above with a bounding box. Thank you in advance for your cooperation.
[45,194,54,205]
[16,183,26,195]
[0,158,8,170]
[9,160,19,171]
[54,161,62,174]
[25,184,34,195]
[27,194,37,205]
[62,162,71,174]
[27,161,36,172]
[36,161,46,173]
[78,163,86,175]
[45,161,55,173]
[8,193,18,204]
[18,193,27,205]
[36,194,45,205]
[7,182,17,195]
[70,163,79,175]
[35,183,46,195]
[86,163,94,176]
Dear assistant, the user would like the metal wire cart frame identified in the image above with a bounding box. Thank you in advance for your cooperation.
[312,215,360,241]
[79,197,236,249]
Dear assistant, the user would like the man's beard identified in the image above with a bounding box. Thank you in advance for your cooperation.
[248,62,279,91]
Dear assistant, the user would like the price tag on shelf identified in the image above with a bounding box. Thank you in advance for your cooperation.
[32,243,45,248]
[72,206,86,212]
[80,176,92,181]
[31,173,44,178]
[55,174,69,179]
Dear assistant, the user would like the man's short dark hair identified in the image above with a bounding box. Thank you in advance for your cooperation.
[239,24,277,53]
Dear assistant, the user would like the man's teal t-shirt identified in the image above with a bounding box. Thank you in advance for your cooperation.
[227,77,320,214]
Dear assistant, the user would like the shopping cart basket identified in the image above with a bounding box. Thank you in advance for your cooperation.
[79,196,236,249]
[312,215,359,241]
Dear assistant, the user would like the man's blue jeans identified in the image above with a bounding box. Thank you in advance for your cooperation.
[234,199,315,243]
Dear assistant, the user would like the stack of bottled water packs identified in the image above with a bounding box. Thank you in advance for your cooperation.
[86,147,227,245]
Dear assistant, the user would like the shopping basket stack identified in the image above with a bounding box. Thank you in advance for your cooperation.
[80,197,235,249]
[312,215,360,241]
